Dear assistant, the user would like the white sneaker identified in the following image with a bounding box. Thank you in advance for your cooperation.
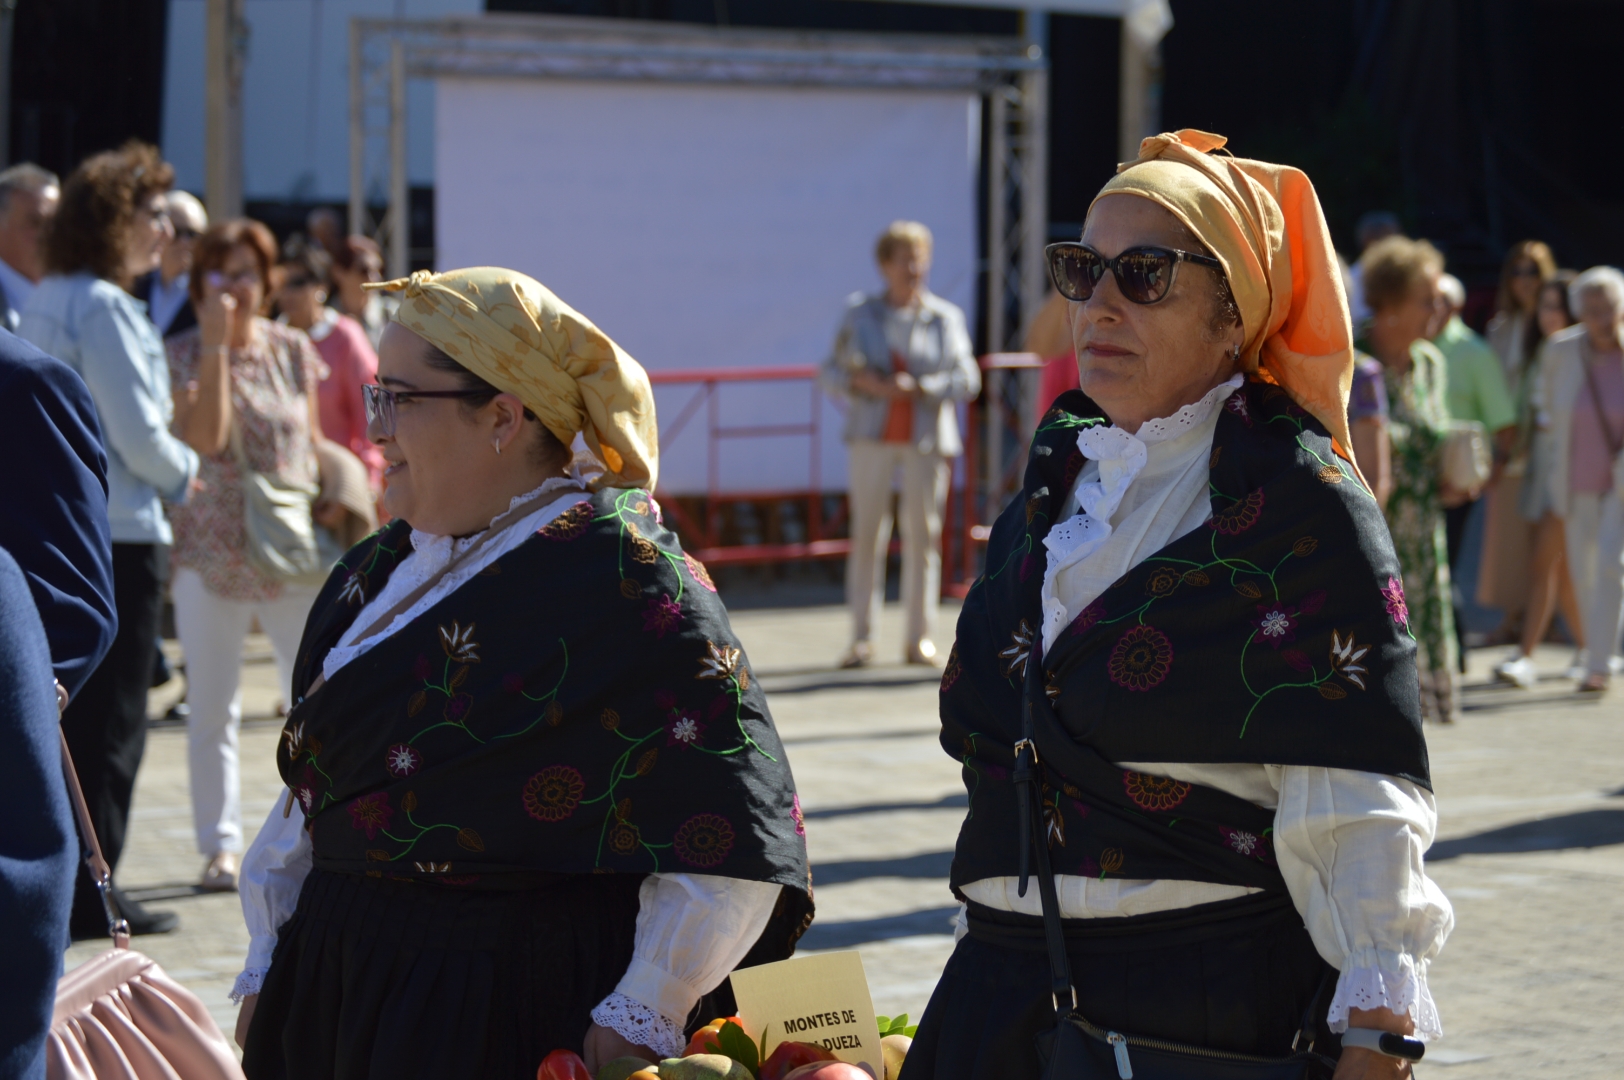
[1568,650,1589,680]
[1612,655,1624,675]
[1494,654,1538,690]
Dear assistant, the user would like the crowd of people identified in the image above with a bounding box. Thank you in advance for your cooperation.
[2,125,1622,1080]
[0,143,391,945]
[1030,209,1624,720]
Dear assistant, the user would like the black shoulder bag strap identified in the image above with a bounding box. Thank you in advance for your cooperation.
[1017,650,1337,1079]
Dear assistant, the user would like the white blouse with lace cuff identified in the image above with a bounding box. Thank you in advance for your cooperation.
[232,477,786,1059]
[961,376,1454,1040]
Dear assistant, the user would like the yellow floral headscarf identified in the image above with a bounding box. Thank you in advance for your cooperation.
[366,268,658,490]
[1094,130,1357,458]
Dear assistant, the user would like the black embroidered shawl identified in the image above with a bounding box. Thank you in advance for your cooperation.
[942,378,1430,894]
[279,488,812,930]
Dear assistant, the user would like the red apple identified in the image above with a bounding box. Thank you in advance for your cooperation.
[759,1041,839,1080]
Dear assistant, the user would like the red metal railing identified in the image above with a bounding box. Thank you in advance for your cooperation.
[650,353,1050,588]
[648,365,847,566]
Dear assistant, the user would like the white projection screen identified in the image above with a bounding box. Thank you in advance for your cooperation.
[435,77,979,494]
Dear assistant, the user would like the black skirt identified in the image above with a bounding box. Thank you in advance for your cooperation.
[900,894,1338,1080]
[242,868,645,1080]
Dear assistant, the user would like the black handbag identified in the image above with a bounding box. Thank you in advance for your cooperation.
[1013,672,1339,1080]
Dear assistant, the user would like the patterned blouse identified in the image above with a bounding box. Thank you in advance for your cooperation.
[166,319,327,602]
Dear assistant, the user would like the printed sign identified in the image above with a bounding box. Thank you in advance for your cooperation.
[729,950,884,1077]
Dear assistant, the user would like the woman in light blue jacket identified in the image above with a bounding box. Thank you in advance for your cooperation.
[19,141,197,940]
[820,221,980,668]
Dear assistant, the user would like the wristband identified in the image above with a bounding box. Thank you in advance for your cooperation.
[1340,1027,1424,1062]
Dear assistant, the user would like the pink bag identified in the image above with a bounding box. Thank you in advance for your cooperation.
[46,730,246,1080]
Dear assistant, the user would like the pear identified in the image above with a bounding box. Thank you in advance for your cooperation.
[597,1057,658,1080]
[657,1055,753,1080]
[880,1034,912,1080]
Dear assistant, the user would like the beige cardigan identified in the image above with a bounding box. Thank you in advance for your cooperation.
[1534,324,1624,517]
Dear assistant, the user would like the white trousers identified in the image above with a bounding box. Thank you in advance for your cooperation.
[846,440,951,649]
[171,567,317,855]
[1564,492,1624,677]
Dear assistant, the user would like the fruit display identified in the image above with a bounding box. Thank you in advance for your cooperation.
[542,1014,914,1080]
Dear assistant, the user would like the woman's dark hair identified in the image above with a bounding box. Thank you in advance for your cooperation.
[1207,273,1241,342]
[1539,270,1578,337]
[330,234,381,273]
[189,219,279,309]
[279,234,332,288]
[418,340,567,467]
[1496,240,1556,316]
[44,140,174,286]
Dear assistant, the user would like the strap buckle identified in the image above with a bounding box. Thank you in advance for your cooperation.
[94,872,130,948]
[1013,738,1040,766]
[1052,984,1077,1013]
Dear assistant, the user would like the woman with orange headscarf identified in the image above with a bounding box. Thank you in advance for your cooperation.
[908,133,1451,1080]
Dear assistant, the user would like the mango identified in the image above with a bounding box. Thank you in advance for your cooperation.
[657,1055,752,1080]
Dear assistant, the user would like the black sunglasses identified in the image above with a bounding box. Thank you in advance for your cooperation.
[363,383,493,436]
[1045,242,1224,305]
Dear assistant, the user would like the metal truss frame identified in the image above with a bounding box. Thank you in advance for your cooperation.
[348,13,1049,348]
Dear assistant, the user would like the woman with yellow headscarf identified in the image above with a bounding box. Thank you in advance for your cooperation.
[229,269,813,1078]
[908,134,1451,1080]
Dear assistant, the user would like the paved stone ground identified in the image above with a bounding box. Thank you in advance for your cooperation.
[65,606,1623,1075]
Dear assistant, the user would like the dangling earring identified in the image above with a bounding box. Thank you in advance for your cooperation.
[493,439,502,456]
[1230,344,1242,364]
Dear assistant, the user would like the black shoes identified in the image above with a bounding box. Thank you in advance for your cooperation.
[69,886,179,941]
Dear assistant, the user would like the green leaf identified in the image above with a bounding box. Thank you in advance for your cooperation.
[904,1025,918,1038]
[875,1016,890,1032]
[717,1019,759,1073]
[888,1014,909,1035]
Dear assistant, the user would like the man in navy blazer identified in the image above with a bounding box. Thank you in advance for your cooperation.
[0,330,115,1077]
[0,548,79,1080]
[0,328,117,697]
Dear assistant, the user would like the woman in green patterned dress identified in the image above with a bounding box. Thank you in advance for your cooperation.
[1359,236,1460,721]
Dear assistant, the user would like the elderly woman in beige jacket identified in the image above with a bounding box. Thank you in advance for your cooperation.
[1532,266,1624,691]
[820,221,980,668]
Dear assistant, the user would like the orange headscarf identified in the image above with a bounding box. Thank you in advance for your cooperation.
[1092,129,1357,459]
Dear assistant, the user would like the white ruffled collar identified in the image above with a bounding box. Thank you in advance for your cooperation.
[408,468,588,564]
[1047,372,1243,551]
[1069,374,1243,515]
[1134,375,1245,443]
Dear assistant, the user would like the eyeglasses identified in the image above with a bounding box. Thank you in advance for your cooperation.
[362,382,491,437]
[173,228,200,242]
[1045,242,1224,305]
[206,269,261,289]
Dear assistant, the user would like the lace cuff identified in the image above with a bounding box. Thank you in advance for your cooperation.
[591,992,687,1059]
[1327,950,1441,1041]
[229,967,267,1004]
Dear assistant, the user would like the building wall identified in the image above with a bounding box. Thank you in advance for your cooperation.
[161,0,480,202]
